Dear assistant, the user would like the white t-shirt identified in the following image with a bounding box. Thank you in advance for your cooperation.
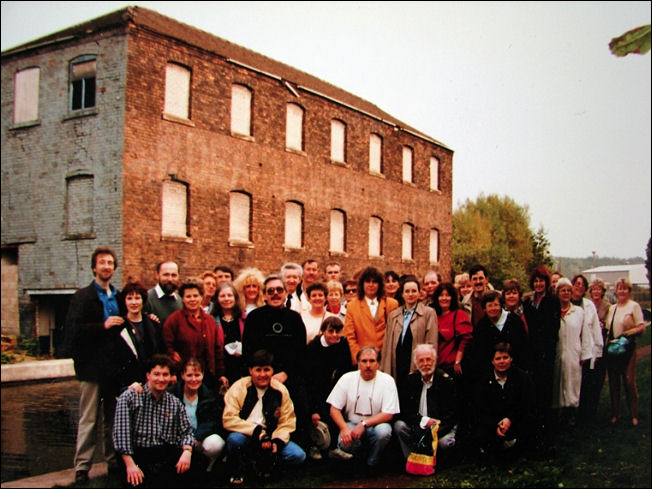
[326,370,400,424]
[301,310,336,344]
[606,300,644,338]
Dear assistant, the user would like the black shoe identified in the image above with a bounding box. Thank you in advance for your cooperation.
[75,470,89,483]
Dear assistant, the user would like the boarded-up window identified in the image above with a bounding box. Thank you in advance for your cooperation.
[66,175,93,235]
[229,192,251,242]
[402,146,413,183]
[70,57,96,111]
[369,133,382,173]
[402,223,414,260]
[330,209,345,253]
[14,67,39,123]
[162,180,188,237]
[369,216,383,257]
[430,156,440,190]
[331,120,346,162]
[430,228,440,263]
[285,201,303,248]
[231,84,252,136]
[286,103,303,151]
[164,63,190,119]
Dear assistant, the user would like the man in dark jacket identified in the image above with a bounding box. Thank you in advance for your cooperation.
[474,342,535,460]
[394,344,458,462]
[65,246,124,483]
[242,275,310,450]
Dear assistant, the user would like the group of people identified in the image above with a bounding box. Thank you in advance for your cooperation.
[64,248,647,486]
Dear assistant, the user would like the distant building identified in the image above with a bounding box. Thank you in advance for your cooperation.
[1,7,453,352]
[582,264,648,289]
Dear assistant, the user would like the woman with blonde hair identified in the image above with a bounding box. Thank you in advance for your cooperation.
[605,277,646,426]
[233,267,265,314]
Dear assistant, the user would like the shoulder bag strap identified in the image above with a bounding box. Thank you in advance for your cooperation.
[608,306,617,340]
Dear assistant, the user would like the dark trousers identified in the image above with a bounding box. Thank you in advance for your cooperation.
[132,445,188,488]
[579,357,607,422]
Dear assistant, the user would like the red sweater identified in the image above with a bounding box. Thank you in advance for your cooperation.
[437,309,473,371]
[163,307,225,378]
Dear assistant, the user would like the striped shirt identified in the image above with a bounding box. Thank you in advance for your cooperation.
[113,384,194,455]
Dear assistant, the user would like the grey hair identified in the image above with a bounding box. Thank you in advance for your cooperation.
[281,262,303,279]
[412,343,437,364]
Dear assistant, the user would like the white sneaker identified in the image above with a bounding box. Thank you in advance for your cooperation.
[309,446,323,460]
[328,447,353,460]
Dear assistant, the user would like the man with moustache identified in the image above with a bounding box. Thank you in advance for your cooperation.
[66,246,124,483]
[242,275,310,451]
[461,264,492,329]
[144,261,182,325]
[326,346,399,475]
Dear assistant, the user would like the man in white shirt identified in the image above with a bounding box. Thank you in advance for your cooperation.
[327,346,399,474]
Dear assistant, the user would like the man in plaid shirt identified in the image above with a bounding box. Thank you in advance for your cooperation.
[113,354,195,487]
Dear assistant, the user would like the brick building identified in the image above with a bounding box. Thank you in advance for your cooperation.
[1,6,453,353]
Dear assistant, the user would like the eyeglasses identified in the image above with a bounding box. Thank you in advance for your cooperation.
[265,287,285,295]
[354,395,373,416]
[345,289,357,294]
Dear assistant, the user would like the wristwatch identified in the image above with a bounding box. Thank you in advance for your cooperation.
[361,420,368,428]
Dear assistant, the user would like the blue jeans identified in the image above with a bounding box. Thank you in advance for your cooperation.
[337,421,392,467]
[226,432,306,476]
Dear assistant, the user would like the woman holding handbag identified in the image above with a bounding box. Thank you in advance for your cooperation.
[605,277,646,426]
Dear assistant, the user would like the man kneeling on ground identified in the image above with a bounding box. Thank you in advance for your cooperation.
[113,354,195,488]
[222,349,306,485]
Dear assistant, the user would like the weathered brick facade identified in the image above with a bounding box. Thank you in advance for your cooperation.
[1,7,453,345]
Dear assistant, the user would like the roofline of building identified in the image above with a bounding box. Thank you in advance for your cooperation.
[1,5,452,151]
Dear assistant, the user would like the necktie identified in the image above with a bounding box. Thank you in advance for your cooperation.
[286,296,292,308]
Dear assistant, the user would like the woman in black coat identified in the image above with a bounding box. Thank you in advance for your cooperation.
[102,281,165,397]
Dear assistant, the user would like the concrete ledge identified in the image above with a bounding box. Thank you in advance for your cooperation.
[1,359,75,383]
[1,462,107,488]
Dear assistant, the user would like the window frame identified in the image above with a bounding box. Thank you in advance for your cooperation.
[402,146,413,183]
[231,84,253,137]
[286,103,304,152]
[284,200,304,249]
[69,55,96,112]
[329,209,346,254]
[330,119,346,163]
[13,66,40,125]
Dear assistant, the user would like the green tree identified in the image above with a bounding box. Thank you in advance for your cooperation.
[452,194,552,288]
[530,225,555,272]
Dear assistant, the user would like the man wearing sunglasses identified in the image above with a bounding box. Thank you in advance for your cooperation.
[326,346,399,475]
[243,275,311,453]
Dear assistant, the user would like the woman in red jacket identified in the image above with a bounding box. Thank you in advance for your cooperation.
[163,278,228,394]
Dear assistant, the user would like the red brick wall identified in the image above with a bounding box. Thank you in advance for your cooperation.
[122,27,453,286]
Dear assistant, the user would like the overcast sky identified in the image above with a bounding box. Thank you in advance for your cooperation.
[2,1,650,259]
